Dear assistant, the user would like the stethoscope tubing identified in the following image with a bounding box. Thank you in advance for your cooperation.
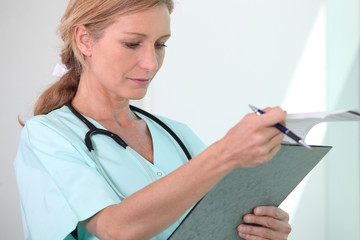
[66,102,196,240]
[66,102,192,198]
[67,102,191,160]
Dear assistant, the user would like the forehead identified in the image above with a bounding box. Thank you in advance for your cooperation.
[106,5,171,36]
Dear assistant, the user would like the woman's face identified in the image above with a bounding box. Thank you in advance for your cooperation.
[83,4,171,101]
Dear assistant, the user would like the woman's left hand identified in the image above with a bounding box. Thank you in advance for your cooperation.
[237,206,291,240]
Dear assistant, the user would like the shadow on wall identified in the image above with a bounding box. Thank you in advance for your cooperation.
[289,43,360,240]
[326,44,360,240]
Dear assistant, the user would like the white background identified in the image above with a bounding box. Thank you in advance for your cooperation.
[1,0,359,239]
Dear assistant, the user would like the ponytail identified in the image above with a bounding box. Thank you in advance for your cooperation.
[33,69,79,116]
[33,44,82,115]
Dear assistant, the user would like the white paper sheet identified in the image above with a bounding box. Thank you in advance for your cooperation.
[283,109,360,142]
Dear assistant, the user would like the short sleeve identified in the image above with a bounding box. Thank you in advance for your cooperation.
[14,119,120,240]
[175,123,207,158]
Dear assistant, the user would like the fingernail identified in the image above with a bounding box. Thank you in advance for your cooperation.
[238,225,246,232]
[238,232,247,238]
[254,207,262,215]
[244,215,253,222]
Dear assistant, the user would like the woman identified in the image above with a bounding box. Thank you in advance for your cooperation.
[15,0,291,239]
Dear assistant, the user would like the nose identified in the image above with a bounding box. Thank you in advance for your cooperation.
[138,46,159,72]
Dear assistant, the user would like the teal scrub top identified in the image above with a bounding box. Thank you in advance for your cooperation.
[14,105,206,240]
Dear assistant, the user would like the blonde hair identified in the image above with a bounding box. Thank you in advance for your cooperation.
[33,0,174,116]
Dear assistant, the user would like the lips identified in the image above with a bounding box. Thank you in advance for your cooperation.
[128,78,150,86]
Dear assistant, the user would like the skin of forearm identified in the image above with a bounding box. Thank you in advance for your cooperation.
[86,110,286,239]
[87,140,233,240]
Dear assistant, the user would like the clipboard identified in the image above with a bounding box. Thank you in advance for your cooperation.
[168,144,332,240]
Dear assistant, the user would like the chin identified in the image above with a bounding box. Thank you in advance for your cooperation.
[128,90,149,100]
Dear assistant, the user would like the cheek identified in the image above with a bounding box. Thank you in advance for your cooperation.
[98,48,136,73]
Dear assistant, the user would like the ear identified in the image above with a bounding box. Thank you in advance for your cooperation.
[74,25,92,57]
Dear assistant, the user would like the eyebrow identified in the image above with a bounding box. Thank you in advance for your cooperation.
[122,32,171,39]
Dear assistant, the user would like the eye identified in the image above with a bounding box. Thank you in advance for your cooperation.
[155,43,167,50]
[124,42,141,49]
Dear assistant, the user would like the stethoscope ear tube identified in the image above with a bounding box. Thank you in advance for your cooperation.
[67,101,192,160]
[130,105,192,161]
[85,130,95,151]
[67,102,128,151]
[85,128,128,151]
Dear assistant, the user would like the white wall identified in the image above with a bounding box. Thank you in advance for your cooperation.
[148,0,326,143]
[326,1,360,239]
[1,0,358,239]
[146,0,360,239]
[0,1,66,239]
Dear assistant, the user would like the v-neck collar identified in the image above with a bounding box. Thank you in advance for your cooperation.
[134,112,158,165]
[68,106,158,165]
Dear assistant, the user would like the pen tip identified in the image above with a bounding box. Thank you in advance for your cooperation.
[249,104,257,112]
[299,140,312,150]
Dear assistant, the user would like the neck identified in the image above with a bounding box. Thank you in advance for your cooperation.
[72,75,136,127]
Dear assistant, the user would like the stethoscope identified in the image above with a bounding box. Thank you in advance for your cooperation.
[66,102,192,199]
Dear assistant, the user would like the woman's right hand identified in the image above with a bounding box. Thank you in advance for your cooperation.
[82,107,286,239]
[217,107,286,168]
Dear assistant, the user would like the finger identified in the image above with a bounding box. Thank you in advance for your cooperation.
[257,107,286,127]
[261,131,283,159]
[269,131,285,147]
[243,214,289,232]
[238,231,268,240]
[280,120,286,127]
[280,109,287,127]
[248,130,282,165]
[254,206,290,222]
[238,223,288,240]
[262,107,272,112]
[262,107,286,115]
[267,143,282,160]
[263,127,285,144]
[241,207,291,235]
